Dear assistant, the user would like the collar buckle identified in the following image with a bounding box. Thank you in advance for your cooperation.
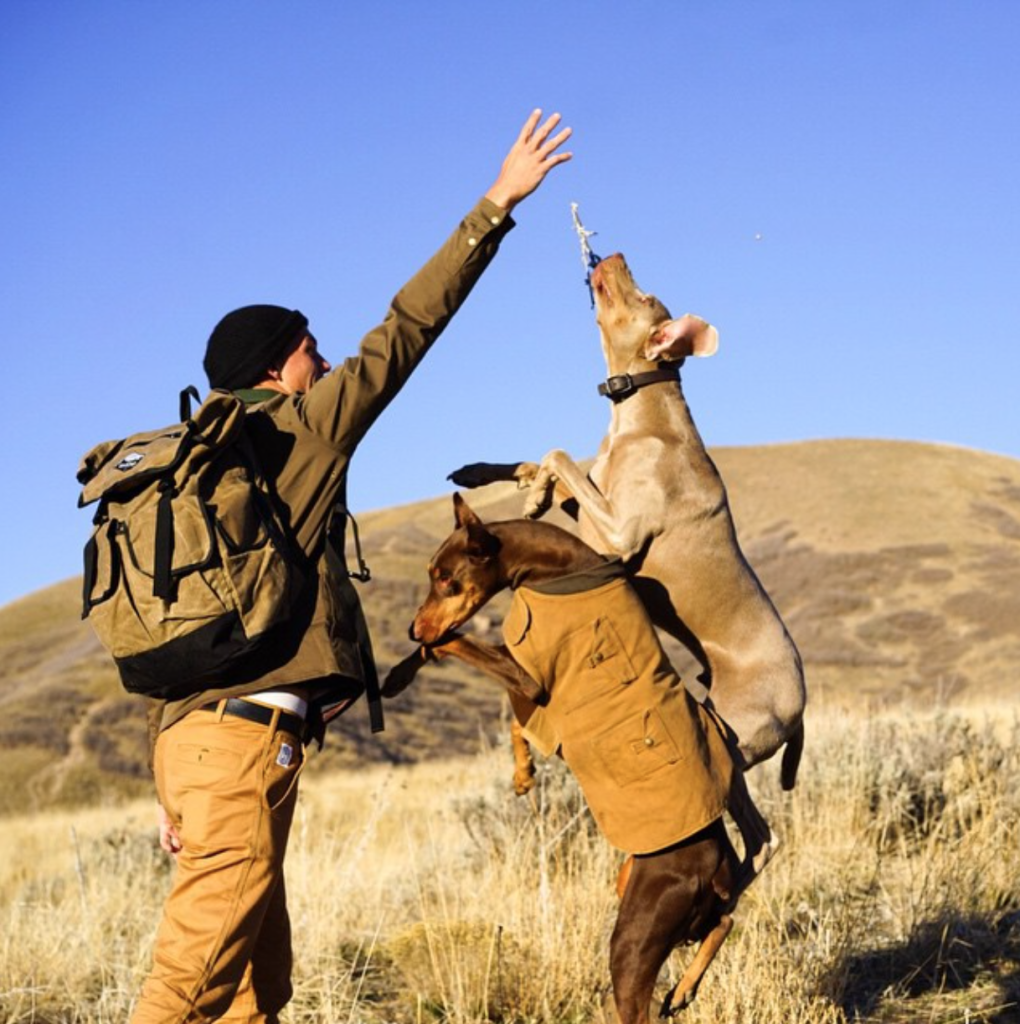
[598,374,636,401]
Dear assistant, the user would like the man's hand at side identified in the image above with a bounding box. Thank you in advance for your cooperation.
[158,804,182,856]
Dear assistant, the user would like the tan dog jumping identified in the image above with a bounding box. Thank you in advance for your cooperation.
[452,253,806,800]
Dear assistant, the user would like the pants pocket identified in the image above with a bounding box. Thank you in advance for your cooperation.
[262,731,305,813]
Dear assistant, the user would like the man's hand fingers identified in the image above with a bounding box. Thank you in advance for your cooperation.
[540,125,573,157]
[530,111,562,148]
[543,151,573,171]
[518,108,543,143]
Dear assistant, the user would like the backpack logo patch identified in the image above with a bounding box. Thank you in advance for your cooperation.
[115,452,145,472]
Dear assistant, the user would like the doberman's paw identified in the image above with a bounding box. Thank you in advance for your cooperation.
[659,986,696,1017]
[381,649,428,698]
[512,767,537,796]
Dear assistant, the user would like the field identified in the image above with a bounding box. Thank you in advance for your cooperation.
[2,437,1020,1021]
[2,439,1020,818]
[1,699,1018,1024]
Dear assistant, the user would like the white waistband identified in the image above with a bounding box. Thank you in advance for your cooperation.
[243,690,309,719]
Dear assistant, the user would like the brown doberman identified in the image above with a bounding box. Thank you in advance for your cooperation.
[451,254,806,811]
[384,494,765,1021]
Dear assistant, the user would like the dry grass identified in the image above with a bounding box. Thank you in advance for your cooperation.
[1,701,1018,1024]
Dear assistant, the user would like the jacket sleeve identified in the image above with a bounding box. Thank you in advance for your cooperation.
[293,197,514,450]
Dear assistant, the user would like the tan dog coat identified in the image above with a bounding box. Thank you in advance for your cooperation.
[504,569,734,855]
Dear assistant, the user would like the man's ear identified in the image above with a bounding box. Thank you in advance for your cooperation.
[643,314,719,362]
[453,492,483,529]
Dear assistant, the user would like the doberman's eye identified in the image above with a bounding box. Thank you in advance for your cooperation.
[436,570,458,594]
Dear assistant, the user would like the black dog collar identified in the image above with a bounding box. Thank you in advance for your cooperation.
[597,367,681,402]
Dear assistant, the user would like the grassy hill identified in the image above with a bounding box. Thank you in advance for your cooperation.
[1,438,1018,817]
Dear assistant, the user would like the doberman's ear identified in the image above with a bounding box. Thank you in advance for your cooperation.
[454,492,500,561]
[465,521,502,564]
[453,492,483,529]
[643,314,719,362]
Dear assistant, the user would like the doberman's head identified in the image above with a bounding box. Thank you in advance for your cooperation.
[409,494,506,645]
[590,254,718,377]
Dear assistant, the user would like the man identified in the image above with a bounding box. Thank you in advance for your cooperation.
[131,109,573,1024]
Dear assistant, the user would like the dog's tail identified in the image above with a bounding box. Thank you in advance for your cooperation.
[780,720,805,791]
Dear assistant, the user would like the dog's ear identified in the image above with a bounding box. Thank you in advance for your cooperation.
[643,314,719,362]
[453,492,483,529]
[454,493,501,562]
[465,522,502,564]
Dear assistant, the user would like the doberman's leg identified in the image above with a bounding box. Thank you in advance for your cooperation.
[610,915,673,1024]
[382,635,544,706]
[611,851,697,1024]
[609,831,732,1023]
[660,828,739,1015]
[509,718,536,796]
[659,915,734,1017]
[383,639,543,797]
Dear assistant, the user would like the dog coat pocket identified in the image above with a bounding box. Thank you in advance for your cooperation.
[560,616,638,714]
[589,707,681,788]
[502,593,532,646]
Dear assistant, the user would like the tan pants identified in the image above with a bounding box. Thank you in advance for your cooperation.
[131,707,305,1024]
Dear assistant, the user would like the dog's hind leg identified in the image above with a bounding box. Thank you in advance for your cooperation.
[726,769,778,889]
[659,914,734,1017]
[610,828,734,1023]
[781,719,806,791]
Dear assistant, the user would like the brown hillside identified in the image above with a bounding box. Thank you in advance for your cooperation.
[1,439,1017,817]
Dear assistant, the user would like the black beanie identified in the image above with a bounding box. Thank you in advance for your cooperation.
[203,305,309,390]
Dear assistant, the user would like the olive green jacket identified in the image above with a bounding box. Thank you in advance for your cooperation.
[504,574,734,855]
[152,198,514,745]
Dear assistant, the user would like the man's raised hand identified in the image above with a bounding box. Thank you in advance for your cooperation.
[485,109,573,212]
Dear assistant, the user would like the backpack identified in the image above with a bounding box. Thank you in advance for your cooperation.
[77,387,303,700]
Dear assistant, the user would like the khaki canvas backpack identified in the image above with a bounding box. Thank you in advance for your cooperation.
[78,387,303,699]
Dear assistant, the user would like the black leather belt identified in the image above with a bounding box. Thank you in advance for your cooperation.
[201,698,306,740]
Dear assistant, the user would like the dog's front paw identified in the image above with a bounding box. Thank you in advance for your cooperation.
[448,462,521,488]
[512,764,537,796]
[511,461,540,488]
[381,649,428,698]
[522,482,554,519]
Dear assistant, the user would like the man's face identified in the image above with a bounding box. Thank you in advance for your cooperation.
[276,333,331,394]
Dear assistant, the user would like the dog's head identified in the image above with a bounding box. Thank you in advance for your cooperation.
[409,494,504,644]
[591,254,718,373]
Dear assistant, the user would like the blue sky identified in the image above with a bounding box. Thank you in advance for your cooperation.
[2,1,1018,609]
